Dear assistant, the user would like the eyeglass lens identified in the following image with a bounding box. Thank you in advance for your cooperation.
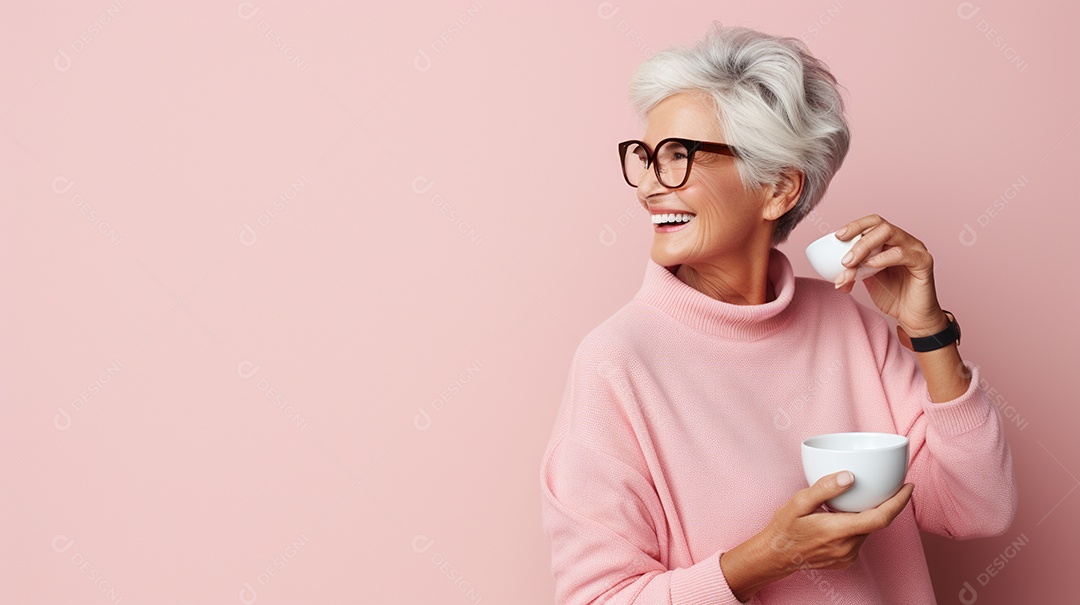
[623,140,690,188]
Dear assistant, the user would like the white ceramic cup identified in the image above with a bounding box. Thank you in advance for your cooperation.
[805,231,885,283]
[801,432,909,512]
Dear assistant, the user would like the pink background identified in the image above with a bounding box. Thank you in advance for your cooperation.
[2,1,1076,603]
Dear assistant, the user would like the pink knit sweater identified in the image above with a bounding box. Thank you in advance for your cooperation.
[539,247,1016,604]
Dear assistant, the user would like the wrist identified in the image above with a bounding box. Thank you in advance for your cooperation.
[720,531,789,602]
[902,310,951,338]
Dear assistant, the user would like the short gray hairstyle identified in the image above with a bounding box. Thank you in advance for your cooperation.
[628,22,850,245]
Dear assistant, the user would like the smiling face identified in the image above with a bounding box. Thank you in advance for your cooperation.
[637,92,789,270]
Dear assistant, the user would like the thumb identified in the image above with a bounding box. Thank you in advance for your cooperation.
[797,470,855,515]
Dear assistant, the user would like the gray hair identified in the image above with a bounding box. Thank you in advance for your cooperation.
[628,22,850,245]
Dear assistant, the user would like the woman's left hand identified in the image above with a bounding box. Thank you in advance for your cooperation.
[833,214,951,338]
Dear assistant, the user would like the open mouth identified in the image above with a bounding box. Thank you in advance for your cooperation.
[652,213,696,229]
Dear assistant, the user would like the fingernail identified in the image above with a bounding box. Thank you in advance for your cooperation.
[836,227,847,237]
[837,471,853,486]
[841,251,853,265]
[834,273,845,288]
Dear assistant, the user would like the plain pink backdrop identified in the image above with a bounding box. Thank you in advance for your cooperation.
[2,1,1076,603]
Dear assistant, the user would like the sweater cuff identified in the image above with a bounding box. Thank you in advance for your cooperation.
[669,550,745,605]
[921,359,992,437]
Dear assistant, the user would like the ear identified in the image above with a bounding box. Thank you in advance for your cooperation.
[762,170,805,221]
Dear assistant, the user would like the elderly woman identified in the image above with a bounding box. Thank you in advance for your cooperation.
[539,23,1016,604]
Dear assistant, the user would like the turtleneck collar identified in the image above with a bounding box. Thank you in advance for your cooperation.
[633,247,797,340]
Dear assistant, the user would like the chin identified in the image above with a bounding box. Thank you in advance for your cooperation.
[650,246,689,269]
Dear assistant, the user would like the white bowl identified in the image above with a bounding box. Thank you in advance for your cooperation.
[801,432,909,512]
[805,231,885,282]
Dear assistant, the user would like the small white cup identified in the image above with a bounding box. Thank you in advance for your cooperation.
[805,231,885,283]
[801,432,909,512]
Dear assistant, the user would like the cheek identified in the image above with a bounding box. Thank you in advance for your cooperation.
[692,172,757,222]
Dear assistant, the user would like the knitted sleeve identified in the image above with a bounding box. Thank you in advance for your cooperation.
[539,342,746,605]
[858,304,1018,539]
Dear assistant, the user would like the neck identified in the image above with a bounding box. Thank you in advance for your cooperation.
[673,248,775,305]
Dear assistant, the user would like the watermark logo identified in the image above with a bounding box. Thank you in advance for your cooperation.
[599,200,644,246]
[596,2,655,58]
[775,358,842,431]
[239,533,310,603]
[239,175,309,246]
[414,360,484,430]
[803,206,838,237]
[412,176,482,246]
[51,534,124,603]
[959,175,1028,246]
[956,3,1029,72]
[52,176,123,246]
[413,2,484,72]
[411,534,484,603]
[54,359,124,431]
[237,360,310,430]
[958,532,1029,603]
[237,3,310,72]
[964,362,1028,430]
[54,1,124,72]
[799,0,844,42]
[769,534,843,603]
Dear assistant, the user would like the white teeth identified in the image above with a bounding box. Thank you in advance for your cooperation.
[651,213,695,225]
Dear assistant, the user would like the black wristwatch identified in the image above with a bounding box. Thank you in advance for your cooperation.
[902,310,961,352]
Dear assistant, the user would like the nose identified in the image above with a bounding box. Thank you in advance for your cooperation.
[636,160,671,200]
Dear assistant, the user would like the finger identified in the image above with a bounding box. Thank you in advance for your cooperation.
[862,246,904,269]
[863,246,935,284]
[834,214,884,241]
[840,222,899,269]
[833,267,868,293]
[847,483,914,534]
[792,471,856,516]
[834,268,857,291]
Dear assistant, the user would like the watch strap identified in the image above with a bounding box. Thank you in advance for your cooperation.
[897,310,960,352]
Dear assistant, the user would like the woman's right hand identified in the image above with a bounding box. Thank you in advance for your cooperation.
[719,471,914,602]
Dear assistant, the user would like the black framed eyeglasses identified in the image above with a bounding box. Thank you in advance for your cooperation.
[618,137,740,189]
